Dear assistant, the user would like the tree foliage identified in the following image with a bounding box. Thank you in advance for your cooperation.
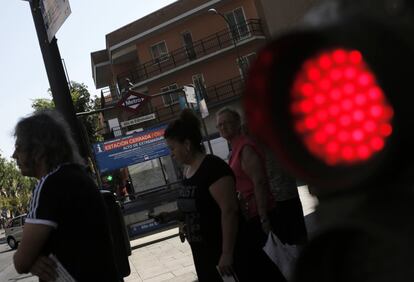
[31,81,103,143]
[0,155,36,218]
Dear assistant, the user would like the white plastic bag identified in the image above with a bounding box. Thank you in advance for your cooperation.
[263,232,299,280]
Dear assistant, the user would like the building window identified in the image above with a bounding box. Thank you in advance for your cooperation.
[181,31,197,61]
[150,41,169,63]
[225,7,249,41]
[161,84,179,106]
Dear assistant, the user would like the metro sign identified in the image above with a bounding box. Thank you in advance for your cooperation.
[118,90,151,113]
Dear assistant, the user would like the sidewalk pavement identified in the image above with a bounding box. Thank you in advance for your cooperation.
[126,228,197,282]
[2,228,196,282]
[124,185,317,282]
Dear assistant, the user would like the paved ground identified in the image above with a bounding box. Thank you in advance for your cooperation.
[126,185,317,282]
[0,185,317,282]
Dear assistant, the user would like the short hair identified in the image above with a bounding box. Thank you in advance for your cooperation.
[216,107,242,126]
[164,109,205,153]
[14,110,84,172]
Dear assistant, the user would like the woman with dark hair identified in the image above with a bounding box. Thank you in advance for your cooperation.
[12,110,119,282]
[164,109,240,282]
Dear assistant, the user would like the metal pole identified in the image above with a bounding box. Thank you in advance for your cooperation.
[188,83,213,154]
[158,158,168,184]
[29,0,88,159]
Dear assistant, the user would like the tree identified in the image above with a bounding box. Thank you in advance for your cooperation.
[31,81,103,143]
[0,155,36,218]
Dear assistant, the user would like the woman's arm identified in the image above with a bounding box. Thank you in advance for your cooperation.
[14,223,57,281]
[241,145,272,232]
[209,175,239,275]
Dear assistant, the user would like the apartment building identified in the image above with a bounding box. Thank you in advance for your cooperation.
[91,0,268,193]
[90,0,322,237]
[90,0,325,189]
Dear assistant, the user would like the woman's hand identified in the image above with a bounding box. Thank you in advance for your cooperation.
[217,252,234,276]
[261,218,272,235]
[30,256,57,282]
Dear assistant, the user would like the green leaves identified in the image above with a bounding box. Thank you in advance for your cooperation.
[0,155,35,218]
[31,81,103,143]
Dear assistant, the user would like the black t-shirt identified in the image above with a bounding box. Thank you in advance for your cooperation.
[26,164,118,282]
[179,154,235,247]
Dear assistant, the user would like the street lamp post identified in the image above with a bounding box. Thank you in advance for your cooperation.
[208,8,247,79]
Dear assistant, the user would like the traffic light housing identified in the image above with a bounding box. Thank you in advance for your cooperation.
[245,0,414,197]
[244,0,414,280]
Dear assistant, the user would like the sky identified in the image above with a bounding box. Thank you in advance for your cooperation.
[0,0,177,160]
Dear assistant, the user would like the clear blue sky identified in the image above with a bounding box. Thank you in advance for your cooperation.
[0,0,176,159]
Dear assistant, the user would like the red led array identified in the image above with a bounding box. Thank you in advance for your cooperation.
[291,49,393,165]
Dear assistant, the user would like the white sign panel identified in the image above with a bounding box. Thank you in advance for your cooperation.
[40,0,71,42]
[199,99,209,119]
[120,113,157,128]
[184,86,197,103]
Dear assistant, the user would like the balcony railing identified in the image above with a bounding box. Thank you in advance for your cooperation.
[101,76,244,139]
[116,19,264,91]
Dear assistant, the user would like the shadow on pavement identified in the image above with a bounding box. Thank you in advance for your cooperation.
[8,274,35,281]
[131,233,179,251]
[0,248,13,254]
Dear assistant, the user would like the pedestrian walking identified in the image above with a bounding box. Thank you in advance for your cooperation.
[12,110,119,282]
[216,107,286,281]
[163,109,241,282]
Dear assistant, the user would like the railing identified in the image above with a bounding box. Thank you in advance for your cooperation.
[100,76,245,139]
[116,19,264,91]
[142,76,244,126]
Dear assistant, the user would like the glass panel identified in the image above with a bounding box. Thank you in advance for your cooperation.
[234,8,249,38]
[12,219,21,227]
[225,8,249,41]
[161,84,179,106]
[225,12,239,41]
[151,42,169,62]
[182,31,196,61]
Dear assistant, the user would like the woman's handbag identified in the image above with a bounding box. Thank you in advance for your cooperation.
[262,231,300,280]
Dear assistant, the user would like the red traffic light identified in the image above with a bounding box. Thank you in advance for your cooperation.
[243,27,414,192]
[290,48,393,166]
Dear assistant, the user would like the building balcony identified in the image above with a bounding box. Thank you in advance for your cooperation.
[115,19,265,92]
[101,75,244,139]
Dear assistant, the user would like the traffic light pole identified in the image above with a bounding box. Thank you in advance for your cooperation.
[29,0,88,159]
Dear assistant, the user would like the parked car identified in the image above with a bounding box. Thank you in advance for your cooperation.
[5,214,26,249]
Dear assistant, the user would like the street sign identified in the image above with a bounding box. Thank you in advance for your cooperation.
[184,85,197,103]
[120,113,156,128]
[118,90,151,113]
[40,0,71,42]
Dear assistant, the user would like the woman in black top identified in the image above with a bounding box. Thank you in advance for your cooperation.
[164,109,240,282]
